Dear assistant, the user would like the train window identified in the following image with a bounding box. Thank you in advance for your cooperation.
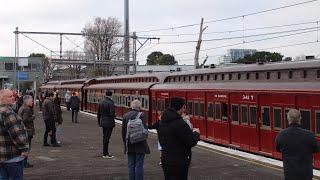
[221,103,228,121]
[232,105,239,124]
[237,73,241,80]
[183,76,186,82]
[207,75,210,81]
[195,76,198,81]
[215,103,221,120]
[277,72,281,79]
[303,70,307,78]
[214,74,218,80]
[188,76,191,81]
[300,110,311,130]
[241,106,248,125]
[194,102,199,116]
[187,102,193,116]
[246,73,250,80]
[145,98,149,109]
[221,74,225,80]
[250,106,257,126]
[266,72,270,79]
[199,102,204,117]
[315,111,320,135]
[289,71,293,79]
[178,76,181,82]
[201,75,204,81]
[141,97,145,109]
[273,107,282,129]
[255,73,259,80]
[317,70,320,78]
[229,74,232,80]
[152,99,156,111]
[262,107,270,127]
[207,103,214,119]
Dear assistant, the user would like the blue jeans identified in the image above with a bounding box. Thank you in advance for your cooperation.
[0,160,24,180]
[127,153,145,180]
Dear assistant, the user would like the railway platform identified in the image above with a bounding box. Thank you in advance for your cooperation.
[25,107,287,180]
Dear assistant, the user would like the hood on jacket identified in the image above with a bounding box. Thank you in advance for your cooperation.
[161,108,181,123]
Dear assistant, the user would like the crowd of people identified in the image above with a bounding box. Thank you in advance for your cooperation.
[0,87,319,180]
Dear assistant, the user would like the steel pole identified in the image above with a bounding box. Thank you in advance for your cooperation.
[124,0,130,74]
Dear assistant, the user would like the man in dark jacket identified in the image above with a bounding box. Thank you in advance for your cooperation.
[276,109,320,180]
[42,92,60,147]
[122,99,150,180]
[158,97,200,180]
[70,92,80,123]
[97,91,115,159]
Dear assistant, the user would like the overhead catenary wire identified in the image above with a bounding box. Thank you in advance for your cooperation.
[174,29,318,56]
[63,35,86,52]
[136,0,318,33]
[156,26,319,44]
[20,33,59,56]
[139,20,320,37]
[258,40,319,51]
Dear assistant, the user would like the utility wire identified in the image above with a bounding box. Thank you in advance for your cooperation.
[137,0,318,33]
[63,35,85,51]
[20,33,59,56]
[175,29,318,56]
[139,20,319,37]
[157,26,319,44]
[258,40,319,50]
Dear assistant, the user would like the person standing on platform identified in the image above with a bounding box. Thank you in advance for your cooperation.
[70,92,80,123]
[276,109,320,180]
[42,91,60,147]
[38,89,44,112]
[97,91,115,159]
[0,89,29,179]
[158,97,200,180]
[65,90,71,111]
[18,95,35,168]
[53,91,63,144]
[122,100,150,180]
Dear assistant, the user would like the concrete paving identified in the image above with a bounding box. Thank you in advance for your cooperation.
[24,107,284,180]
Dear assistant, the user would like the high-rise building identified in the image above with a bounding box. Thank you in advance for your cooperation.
[227,49,257,62]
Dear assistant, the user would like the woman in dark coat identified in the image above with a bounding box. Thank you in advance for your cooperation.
[54,91,63,143]
[18,95,35,168]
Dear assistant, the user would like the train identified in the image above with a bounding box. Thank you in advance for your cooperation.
[40,59,320,168]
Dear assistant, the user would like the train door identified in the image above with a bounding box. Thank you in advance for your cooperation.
[157,91,170,119]
[151,91,158,124]
[296,94,320,168]
[258,94,273,155]
[206,91,215,142]
[187,91,206,139]
[207,91,229,145]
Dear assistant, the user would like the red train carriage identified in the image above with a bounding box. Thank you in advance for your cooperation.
[151,82,320,168]
[39,81,61,93]
[56,79,88,110]
[83,73,167,123]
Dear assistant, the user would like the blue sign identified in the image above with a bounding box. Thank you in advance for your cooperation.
[16,72,28,80]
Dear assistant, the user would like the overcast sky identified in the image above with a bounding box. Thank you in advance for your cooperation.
[0,0,319,65]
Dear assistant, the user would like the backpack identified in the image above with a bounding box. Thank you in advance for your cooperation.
[126,112,148,144]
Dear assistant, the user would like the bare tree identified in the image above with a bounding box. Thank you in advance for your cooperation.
[64,50,83,79]
[83,17,123,76]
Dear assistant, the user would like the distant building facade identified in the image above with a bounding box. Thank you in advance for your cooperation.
[227,49,257,62]
[0,56,43,90]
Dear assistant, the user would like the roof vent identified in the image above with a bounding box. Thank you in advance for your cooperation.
[148,70,153,73]
[210,64,216,68]
[170,69,175,73]
[257,61,264,65]
[176,67,181,71]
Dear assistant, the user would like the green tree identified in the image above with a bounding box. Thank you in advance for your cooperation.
[146,51,177,65]
[236,51,283,64]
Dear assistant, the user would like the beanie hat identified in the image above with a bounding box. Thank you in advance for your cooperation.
[106,91,112,96]
[170,97,185,111]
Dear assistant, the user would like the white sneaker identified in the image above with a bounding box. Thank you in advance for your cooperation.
[57,141,61,144]
[102,155,114,159]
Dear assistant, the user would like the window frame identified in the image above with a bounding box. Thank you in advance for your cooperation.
[249,106,257,126]
[261,106,271,129]
[240,105,248,125]
[194,101,199,117]
[207,102,214,121]
[315,110,320,135]
[273,107,282,130]
[300,109,311,130]
[215,103,221,120]
[231,104,239,125]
